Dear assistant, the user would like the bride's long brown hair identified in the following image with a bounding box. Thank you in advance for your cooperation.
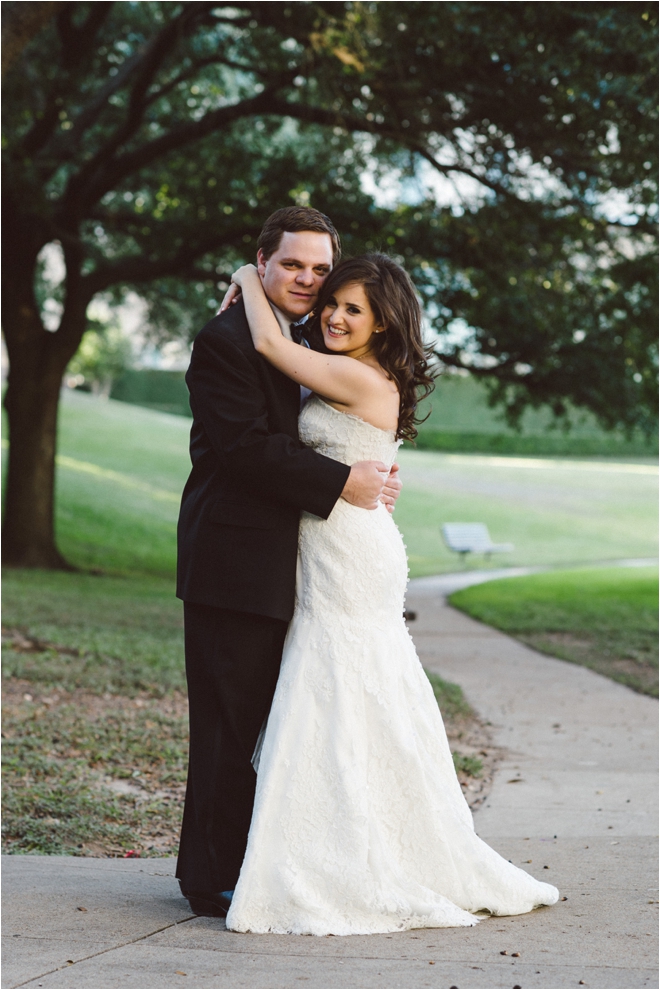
[312,254,435,441]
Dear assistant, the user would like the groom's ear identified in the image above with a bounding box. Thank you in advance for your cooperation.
[256,249,268,277]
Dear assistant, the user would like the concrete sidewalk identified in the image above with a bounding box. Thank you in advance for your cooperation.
[3,587,658,990]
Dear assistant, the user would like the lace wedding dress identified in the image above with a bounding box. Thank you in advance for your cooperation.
[226,396,558,935]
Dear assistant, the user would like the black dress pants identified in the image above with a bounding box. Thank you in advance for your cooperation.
[176,602,288,894]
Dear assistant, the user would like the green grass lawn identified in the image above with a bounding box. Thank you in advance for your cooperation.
[3,570,185,696]
[6,389,657,579]
[450,566,659,697]
[50,390,190,576]
[2,391,657,854]
[396,449,657,576]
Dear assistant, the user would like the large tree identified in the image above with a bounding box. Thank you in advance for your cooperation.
[3,1,657,568]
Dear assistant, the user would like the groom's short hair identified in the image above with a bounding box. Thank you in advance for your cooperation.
[257,207,341,264]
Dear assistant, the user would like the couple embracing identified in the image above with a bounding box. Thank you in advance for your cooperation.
[175,206,558,935]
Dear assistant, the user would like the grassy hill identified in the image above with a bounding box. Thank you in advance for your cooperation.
[52,391,190,576]
[10,388,653,578]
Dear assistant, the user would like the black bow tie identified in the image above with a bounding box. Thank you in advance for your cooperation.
[290,323,310,347]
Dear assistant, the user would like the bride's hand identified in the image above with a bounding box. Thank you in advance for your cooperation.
[231,263,260,288]
[219,264,260,313]
[218,282,242,313]
[380,463,402,514]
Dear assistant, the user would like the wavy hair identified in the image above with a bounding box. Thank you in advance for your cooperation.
[312,254,435,441]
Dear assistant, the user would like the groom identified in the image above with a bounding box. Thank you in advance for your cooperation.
[175,206,401,916]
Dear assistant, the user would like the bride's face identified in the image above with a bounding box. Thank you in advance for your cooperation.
[320,283,383,359]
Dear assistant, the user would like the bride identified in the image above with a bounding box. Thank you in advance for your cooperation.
[224,253,558,935]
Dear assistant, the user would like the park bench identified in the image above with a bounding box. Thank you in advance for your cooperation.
[441,523,514,561]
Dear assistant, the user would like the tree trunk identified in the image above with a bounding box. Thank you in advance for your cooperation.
[2,246,86,569]
[2,341,72,569]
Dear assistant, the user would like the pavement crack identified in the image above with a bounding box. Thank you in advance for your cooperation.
[10,914,198,988]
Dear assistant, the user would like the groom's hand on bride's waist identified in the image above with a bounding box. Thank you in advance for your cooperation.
[341,461,399,511]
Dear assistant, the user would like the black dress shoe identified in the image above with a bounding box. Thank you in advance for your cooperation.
[181,889,233,917]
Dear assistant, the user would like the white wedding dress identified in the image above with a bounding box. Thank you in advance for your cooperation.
[226,395,558,935]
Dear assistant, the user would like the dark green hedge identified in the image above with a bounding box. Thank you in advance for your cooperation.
[111,369,191,418]
[409,429,658,458]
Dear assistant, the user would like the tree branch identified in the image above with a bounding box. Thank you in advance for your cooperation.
[59,3,218,210]
[121,4,214,127]
[66,88,281,211]
[22,3,114,157]
[32,41,158,171]
[83,225,260,293]
[264,97,514,197]
[145,54,269,107]
[65,45,159,145]
[53,236,97,352]
[67,84,516,217]
[56,3,114,72]
[37,6,215,173]
[411,142,512,198]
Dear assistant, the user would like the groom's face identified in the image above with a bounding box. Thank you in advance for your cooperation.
[257,231,334,321]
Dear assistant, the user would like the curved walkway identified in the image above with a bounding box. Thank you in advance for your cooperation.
[3,583,657,990]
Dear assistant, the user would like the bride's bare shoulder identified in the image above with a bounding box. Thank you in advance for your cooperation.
[358,358,400,398]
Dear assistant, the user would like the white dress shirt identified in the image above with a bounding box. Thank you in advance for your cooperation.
[269,302,312,408]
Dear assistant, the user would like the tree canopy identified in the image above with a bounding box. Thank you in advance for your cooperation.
[2,1,657,567]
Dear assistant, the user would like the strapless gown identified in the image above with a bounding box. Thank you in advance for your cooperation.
[226,395,558,935]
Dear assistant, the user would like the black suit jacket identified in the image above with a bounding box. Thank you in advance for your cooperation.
[176,301,351,621]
